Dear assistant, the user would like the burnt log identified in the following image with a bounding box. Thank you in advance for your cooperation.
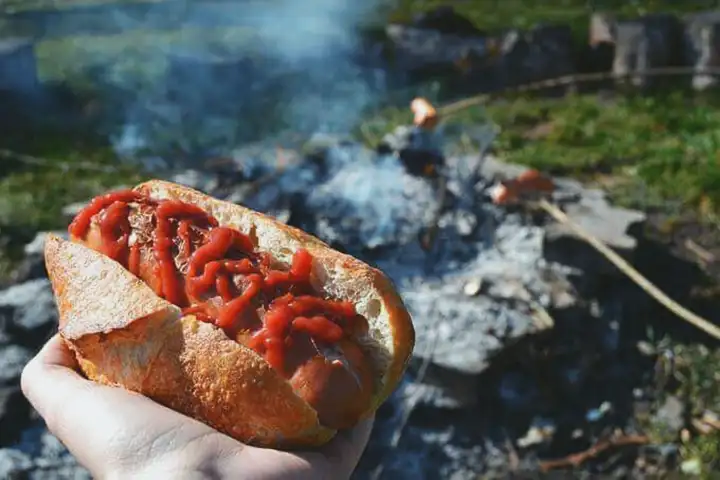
[377,125,445,178]
[685,11,720,91]
[384,23,492,83]
[579,12,616,78]
[493,24,576,91]
[612,14,686,90]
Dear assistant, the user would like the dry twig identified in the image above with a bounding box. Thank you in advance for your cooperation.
[419,176,448,252]
[436,67,720,120]
[684,238,716,265]
[503,430,521,472]
[539,434,649,472]
[232,147,302,199]
[528,297,555,330]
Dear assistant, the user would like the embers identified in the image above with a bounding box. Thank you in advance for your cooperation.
[376,125,446,179]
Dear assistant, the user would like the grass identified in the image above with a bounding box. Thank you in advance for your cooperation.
[0,127,145,232]
[0,126,145,277]
[481,92,720,215]
[642,338,720,478]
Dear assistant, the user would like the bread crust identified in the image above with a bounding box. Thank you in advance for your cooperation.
[44,181,414,448]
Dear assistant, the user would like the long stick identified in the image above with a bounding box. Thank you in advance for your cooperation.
[537,198,720,341]
[437,66,720,119]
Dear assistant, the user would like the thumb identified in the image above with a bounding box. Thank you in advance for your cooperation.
[20,334,191,476]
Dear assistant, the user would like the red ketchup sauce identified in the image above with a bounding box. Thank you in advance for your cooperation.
[69,190,365,376]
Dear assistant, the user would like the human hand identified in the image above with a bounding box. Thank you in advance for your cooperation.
[21,334,374,480]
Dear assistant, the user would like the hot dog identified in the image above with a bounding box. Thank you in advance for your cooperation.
[489,169,555,205]
[411,97,439,130]
[43,180,415,449]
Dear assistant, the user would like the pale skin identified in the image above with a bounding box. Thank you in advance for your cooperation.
[21,334,374,480]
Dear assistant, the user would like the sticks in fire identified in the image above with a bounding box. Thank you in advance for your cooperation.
[538,433,650,472]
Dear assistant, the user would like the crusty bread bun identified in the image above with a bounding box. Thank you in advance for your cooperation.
[44,180,415,449]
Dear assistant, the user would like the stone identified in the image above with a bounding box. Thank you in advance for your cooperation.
[23,232,68,258]
[463,279,483,297]
[656,395,685,433]
[684,12,720,91]
[586,401,613,422]
[492,24,576,88]
[375,218,570,376]
[691,23,720,91]
[6,232,70,286]
[538,174,645,275]
[0,279,57,344]
[0,310,10,346]
[498,371,541,410]
[517,418,556,448]
[543,186,645,252]
[453,209,478,237]
[680,458,702,476]
[0,387,31,447]
[0,448,32,478]
[169,169,219,194]
[0,345,31,386]
[401,373,479,410]
[7,424,91,479]
[612,14,686,89]
[378,125,445,177]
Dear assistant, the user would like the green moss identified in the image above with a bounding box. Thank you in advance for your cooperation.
[0,130,146,233]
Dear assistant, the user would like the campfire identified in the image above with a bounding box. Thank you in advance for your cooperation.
[99,97,659,477]
[1,77,678,477]
[5,4,720,479]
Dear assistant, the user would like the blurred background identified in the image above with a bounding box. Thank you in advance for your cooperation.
[2,0,720,478]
